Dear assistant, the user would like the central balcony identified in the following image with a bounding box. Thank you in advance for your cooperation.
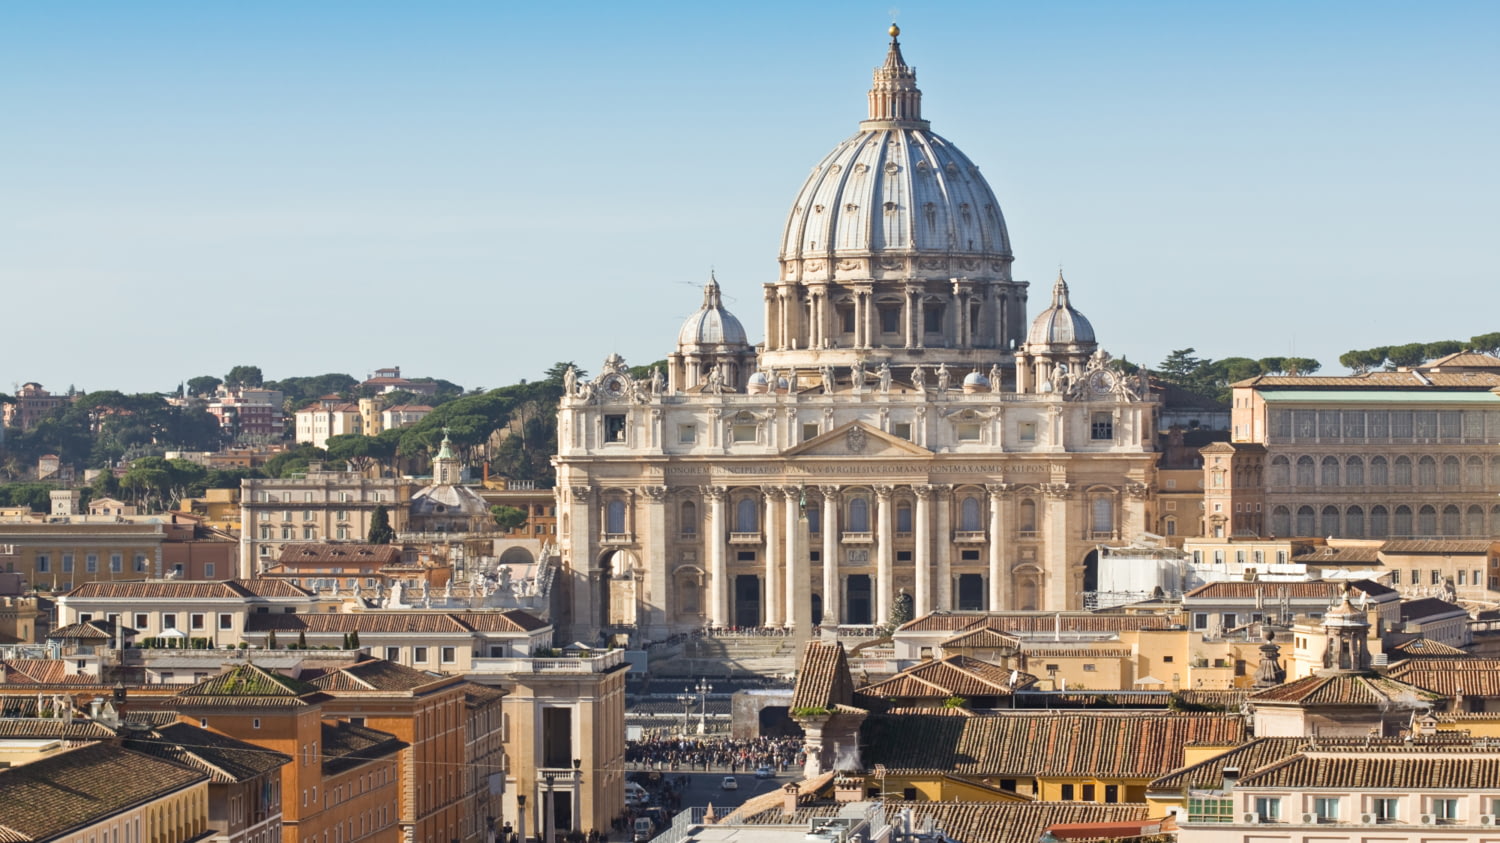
[841,531,873,544]
[953,531,987,544]
[728,531,762,545]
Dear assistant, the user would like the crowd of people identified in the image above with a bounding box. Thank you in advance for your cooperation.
[627,735,806,772]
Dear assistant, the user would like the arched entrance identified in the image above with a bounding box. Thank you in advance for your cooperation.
[810,593,823,626]
[734,575,761,628]
[1082,549,1099,594]
[845,575,872,625]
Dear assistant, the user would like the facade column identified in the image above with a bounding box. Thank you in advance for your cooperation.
[875,485,894,626]
[1123,483,1148,545]
[641,486,669,637]
[1044,484,1073,610]
[567,485,598,641]
[778,288,791,350]
[784,487,806,631]
[864,290,878,349]
[705,486,728,628]
[763,289,778,351]
[820,487,841,626]
[933,485,954,610]
[987,484,1009,612]
[903,287,919,349]
[762,488,782,628]
[820,286,835,349]
[913,485,933,617]
[915,295,927,348]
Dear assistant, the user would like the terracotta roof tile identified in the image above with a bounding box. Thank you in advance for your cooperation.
[0,742,208,840]
[791,641,856,711]
[1240,747,1500,789]
[1247,673,1443,705]
[127,722,291,783]
[859,655,1036,699]
[450,610,550,632]
[1386,659,1500,696]
[1400,597,1470,622]
[1388,639,1469,656]
[942,628,1022,650]
[1382,539,1497,555]
[244,612,473,634]
[308,659,451,694]
[905,612,1177,634]
[276,543,403,566]
[321,719,405,775]
[863,711,1245,778]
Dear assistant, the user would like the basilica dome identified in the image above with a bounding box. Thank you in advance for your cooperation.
[1027,272,1095,347]
[779,26,1013,282]
[677,275,748,348]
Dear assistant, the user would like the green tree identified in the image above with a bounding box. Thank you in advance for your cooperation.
[1157,349,1205,384]
[326,434,396,475]
[224,365,264,389]
[186,375,222,396]
[1281,357,1321,375]
[1339,348,1387,374]
[263,445,325,478]
[368,504,396,544]
[491,505,528,532]
[1469,332,1500,354]
[1423,340,1464,360]
[1385,343,1427,368]
[267,629,279,649]
[884,590,914,635]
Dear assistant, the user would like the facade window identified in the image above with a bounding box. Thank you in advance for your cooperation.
[897,504,913,533]
[1254,797,1281,821]
[162,614,178,630]
[1019,499,1037,532]
[135,613,149,629]
[847,498,869,532]
[1313,797,1340,822]
[1391,569,1400,585]
[1371,797,1398,822]
[732,423,757,443]
[960,497,982,531]
[923,304,945,334]
[1081,784,1095,802]
[1061,784,1074,800]
[337,526,349,540]
[282,510,293,522]
[440,646,456,664]
[1091,497,1113,533]
[1432,798,1459,823]
[413,647,429,663]
[802,422,820,442]
[62,554,74,572]
[677,424,698,444]
[736,498,759,532]
[1018,422,1036,442]
[385,647,400,661]
[108,554,122,573]
[1090,413,1113,440]
[190,614,205,630]
[680,501,698,536]
[893,422,912,440]
[36,555,49,573]
[604,415,627,442]
[956,422,982,441]
[219,614,234,630]
[878,304,901,334]
[134,554,147,572]
[86,554,99,573]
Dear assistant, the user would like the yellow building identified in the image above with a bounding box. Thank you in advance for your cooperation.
[178,487,243,533]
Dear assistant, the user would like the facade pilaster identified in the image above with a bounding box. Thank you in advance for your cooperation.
[1043,483,1073,610]
[933,485,953,609]
[567,485,597,639]
[913,485,933,617]
[986,484,1010,611]
[783,487,806,631]
[820,487,841,626]
[641,485,668,638]
[705,486,728,628]
[875,485,894,626]
[762,488,782,628]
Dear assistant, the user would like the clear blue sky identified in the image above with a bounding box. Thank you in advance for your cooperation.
[3,1,1497,393]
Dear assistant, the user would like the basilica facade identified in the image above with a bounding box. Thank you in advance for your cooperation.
[553,28,1158,641]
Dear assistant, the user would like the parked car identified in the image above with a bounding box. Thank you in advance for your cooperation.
[755,766,775,779]
[720,776,739,790]
[632,817,656,842]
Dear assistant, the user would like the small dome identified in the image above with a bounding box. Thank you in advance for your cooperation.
[1027,271,1096,347]
[1323,590,1370,628]
[963,371,989,387]
[678,275,748,348]
[746,371,770,394]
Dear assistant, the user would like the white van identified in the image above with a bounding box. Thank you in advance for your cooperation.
[624,781,649,806]
[633,817,656,842]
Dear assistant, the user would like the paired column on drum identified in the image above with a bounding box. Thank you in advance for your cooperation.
[820,487,841,627]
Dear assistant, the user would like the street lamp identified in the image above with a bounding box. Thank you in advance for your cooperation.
[689,678,713,735]
[540,771,559,843]
[516,795,526,843]
[675,690,695,737]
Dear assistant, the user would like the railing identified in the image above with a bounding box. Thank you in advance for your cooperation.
[602,533,634,544]
[650,806,710,843]
[841,531,873,544]
[727,532,761,544]
[470,650,625,674]
[953,531,986,543]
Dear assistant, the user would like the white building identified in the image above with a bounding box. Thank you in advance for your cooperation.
[553,27,1158,643]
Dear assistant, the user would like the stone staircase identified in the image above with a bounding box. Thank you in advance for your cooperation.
[651,635,802,678]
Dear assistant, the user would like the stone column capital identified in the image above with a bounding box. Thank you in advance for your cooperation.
[701,485,728,502]
[912,484,935,500]
[817,486,842,504]
[640,485,668,502]
[569,486,595,503]
[873,485,895,500]
[986,483,1013,500]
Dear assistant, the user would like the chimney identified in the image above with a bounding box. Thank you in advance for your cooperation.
[834,775,863,803]
[781,783,801,817]
[1221,766,1240,792]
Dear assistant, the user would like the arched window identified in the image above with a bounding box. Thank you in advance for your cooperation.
[1163,517,1177,536]
[735,498,759,532]
[1441,505,1460,536]
[1369,505,1389,537]
[1320,505,1340,537]
[1394,505,1413,536]
[960,497,982,531]
[1467,456,1485,487]
[1442,456,1461,486]
[1417,505,1437,536]
[606,500,626,535]
[1321,456,1340,486]
[1346,506,1365,538]
[1271,506,1291,536]
[848,497,869,532]
[807,505,821,534]
[1466,505,1484,537]
[1369,456,1389,486]
[896,503,913,533]
[1270,456,1291,486]
[1394,456,1413,485]
[680,501,698,536]
[1345,456,1364,486]
[1091,496,1114,533]
[1019,499,1037,532]
[1296,456,1315,486]
[1418,456,1437,486]
[1492,505,1500,537]
[1296,505,1315,536]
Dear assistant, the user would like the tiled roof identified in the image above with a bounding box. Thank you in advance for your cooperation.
[905,612,1176,635]
[859,655,1036,699]
[236,579,315,597]
[1385,659,1500,696]
[1292,547,1383,565]
[63,578,311,599]
[1020,646,1134,659]
[0,659,69,684]
[1183,581,1349,600]
[1382,539,1496,555]
[1247,673,1443,705]
[1240,749,1500,789]
[128,722,291,783]
[308,659,451,694]
[942,628,1022,650]
[321,720,405,775]
[791,641,855,711]
[463,683,508,708]
[175,663,323,707]
[1388,639,1469,656]
[1426,351,1500,369]
[0,718,117,741]
[450,610,550,632]
[276,543,403,566]
[1150,737,1306,790]
[244,612,473,634]
[1400,597,1469,622]
[1234,370,1500,389]
[862,711,1245,778]
[0,742,208,840]
[46,620,134,641]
